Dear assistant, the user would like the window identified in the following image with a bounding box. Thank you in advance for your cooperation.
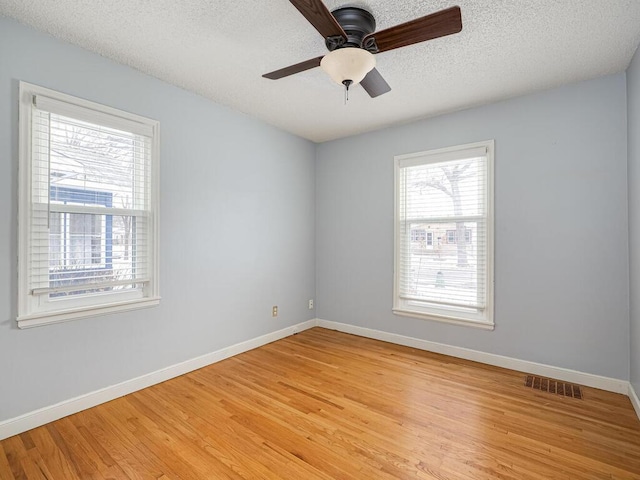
[445,228,472,244]
[411,228,426,242]
[394,140,494,328]
[426,232,433,246]
[18,82,160,328]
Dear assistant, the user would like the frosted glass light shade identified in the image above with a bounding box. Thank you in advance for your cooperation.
[320,48,376,85]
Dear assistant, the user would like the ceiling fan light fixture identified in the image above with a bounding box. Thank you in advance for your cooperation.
[320,47,376,86]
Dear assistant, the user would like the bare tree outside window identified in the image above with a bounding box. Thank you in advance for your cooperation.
[415,162,474,266]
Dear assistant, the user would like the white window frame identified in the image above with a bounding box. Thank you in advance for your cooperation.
[393,140,494,330]
[17,82,160,328]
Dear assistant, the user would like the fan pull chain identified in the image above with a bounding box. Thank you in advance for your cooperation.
[342,79,353,105]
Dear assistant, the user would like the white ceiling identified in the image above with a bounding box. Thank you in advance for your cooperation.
[2,1,640,142]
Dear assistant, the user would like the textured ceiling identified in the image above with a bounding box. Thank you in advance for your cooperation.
[2,0,640,142]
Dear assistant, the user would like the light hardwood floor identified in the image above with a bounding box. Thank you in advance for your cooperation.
[1,327,640,479]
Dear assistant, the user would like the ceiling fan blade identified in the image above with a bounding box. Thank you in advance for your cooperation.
[360,68,391,98]
[364,6,462,54]
[263,56,324,80]
[289,0,347,39]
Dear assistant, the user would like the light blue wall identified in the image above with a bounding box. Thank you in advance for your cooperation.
[629,46,640,394]
[0,17,316,421]
[316,74,630,380]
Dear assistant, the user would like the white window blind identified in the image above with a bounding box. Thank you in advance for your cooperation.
[18,82,160,328]
[394,141,494,328]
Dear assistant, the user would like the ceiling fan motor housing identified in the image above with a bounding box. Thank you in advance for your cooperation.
[326,7,378,52]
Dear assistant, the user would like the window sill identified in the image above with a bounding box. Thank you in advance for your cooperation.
[17,297,161,329]
[392,308,494,330]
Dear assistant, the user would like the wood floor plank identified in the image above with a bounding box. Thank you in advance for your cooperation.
[110,398,242,480]
[46,421,107,480]
[1,436,29,480]
[24,447,57,480]
[0,444,15,480]
[136,386,299,480]
[146,376,337,480]
[76,407,162,480]
[1,327,640,479]
[28,424,82,480]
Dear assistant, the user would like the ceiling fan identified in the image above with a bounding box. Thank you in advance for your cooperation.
[263,0,463,98]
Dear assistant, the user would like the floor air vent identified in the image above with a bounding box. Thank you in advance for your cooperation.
[524,375,583,399]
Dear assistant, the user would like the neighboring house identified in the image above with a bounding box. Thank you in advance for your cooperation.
[408,223,477,298]
[49,184,114,295]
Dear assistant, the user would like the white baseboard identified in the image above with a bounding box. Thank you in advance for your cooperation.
[2,317,637,441]
[0,319,317,441]
[629,383,640,420]
[316,319,630,395]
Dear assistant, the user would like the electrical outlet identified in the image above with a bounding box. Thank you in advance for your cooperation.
[272,306,278,317]
[308,299,314,310]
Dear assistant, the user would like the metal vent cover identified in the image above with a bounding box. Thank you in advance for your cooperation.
[524,375,583,399]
